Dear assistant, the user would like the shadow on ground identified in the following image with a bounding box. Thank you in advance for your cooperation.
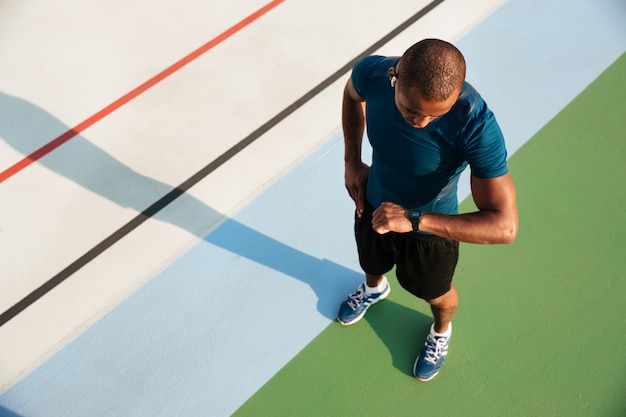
[0,91,360,320]
[366,297,432,377]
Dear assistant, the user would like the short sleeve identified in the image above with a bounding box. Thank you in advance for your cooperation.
[351,56,385,99]
[463,105,509,179]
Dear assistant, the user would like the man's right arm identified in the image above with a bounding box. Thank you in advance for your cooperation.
[342,78,369,217]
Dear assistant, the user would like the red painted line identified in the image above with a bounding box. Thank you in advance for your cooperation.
[0,0,285,183]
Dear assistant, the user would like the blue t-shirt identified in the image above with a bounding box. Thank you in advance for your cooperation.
[351,55,508,214]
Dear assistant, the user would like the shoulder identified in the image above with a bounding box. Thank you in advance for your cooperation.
[450,82,502,139]
[451,82,485,121]
[452,84,508,178]
[352,56,400,98]
[353,55,399,74]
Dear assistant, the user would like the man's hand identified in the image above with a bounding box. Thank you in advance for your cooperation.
[345,162,370,218]
[372,202,412,234]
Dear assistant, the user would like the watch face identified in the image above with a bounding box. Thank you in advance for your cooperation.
[409,210,421,219]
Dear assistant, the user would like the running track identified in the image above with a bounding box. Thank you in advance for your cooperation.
[0,0,624,415]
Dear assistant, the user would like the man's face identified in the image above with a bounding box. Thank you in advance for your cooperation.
[389,66,460,129]
[394,85,460,128]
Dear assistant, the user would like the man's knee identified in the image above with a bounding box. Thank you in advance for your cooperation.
[427,284,458,306]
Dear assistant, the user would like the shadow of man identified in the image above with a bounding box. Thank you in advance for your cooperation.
[0,405,23,417]
[0,91,362,321]
[365,296,432,377]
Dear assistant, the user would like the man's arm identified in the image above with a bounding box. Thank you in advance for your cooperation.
[371,173,518,244]
[342,78,370,218]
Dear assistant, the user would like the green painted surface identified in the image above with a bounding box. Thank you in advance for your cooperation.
[233,53,626,417]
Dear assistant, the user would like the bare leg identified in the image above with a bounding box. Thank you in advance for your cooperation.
[365,273,385,287]
[427,284,458,333]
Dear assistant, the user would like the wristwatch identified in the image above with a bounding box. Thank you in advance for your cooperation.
[408,209,423,233]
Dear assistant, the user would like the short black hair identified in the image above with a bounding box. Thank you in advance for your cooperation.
[397,39,466,101]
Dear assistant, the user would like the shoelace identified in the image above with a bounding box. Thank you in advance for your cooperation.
[346,285,367,310]
[423,334,448,365]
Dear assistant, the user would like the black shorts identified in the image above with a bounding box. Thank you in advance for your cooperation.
[354,201,459,300]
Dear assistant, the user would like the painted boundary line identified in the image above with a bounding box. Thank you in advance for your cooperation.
[0,0,285,183]
[0,0,445,327]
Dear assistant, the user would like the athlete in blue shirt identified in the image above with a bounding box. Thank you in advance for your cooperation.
[337,39,518,381]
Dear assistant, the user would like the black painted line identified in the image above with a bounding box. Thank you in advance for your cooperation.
[0,0,445,327]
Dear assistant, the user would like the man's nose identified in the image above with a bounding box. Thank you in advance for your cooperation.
[412,116,430,128]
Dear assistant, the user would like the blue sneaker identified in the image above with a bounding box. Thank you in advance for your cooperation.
[413,323,451,381]
[336,279,390,325]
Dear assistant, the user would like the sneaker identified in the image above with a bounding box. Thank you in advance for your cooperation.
[413,323,451,381]
[336,279,390,325]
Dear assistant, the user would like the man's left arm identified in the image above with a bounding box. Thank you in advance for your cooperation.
[371,173,518,244]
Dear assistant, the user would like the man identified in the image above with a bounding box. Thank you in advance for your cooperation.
[337,39,518,381]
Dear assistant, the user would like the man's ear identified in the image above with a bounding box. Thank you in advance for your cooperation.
[388,67,397,87]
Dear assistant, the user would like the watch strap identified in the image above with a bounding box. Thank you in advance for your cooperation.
[409,209,423,232]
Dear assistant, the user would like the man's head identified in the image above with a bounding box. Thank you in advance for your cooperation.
[388,39,466,128]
